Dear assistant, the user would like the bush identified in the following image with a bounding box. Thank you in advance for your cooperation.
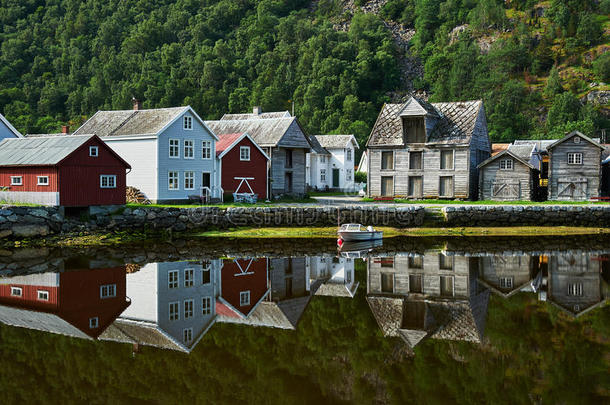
[355,171,367,183]
[593,52,610,83]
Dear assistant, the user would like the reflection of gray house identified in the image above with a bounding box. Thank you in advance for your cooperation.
[366,252,489,350]
[307,256,359,298]
[547,253,608,317]
[478,255,539,298]
[100,260,221,353]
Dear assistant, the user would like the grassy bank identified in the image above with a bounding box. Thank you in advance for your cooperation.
[361,198,610,205]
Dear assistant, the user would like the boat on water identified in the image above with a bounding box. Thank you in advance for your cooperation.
[338,223,383,242]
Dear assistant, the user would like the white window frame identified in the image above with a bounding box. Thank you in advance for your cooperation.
[184,299,194,319]
[184,140,194,159]
[184,268,194,287]
[568,283,583,296]
[346,169,352,181]
[567,152,583,165]
[168,270,179,289]
[202,296,212,315]
[37,290,49,301]
[89,146,99,157]
[184,171,195,190]
[10,176,22,186]
[169,302,180,321]
[168,171,179,190]
[183,116,193,130]
[240,146,251,161]
[89,317,99,329]
[320,155,326,163]
[499,159,513,170]
[100,175,116,189]
[346,148,352,161]
[240,291,250,306]
[37,176,49,186]
[202,141,211,159]
[169,139,180,158]
[183,328,193,343]
[320,169,326,182]
[10,286,22,297]
[100,284,116,299]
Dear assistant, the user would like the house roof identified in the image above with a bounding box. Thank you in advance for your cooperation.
[547,130,605,150]
[221,111,291,120]
[216,132,270,160]
[491,143,510,156]
[507,144,536,160]
[314,281,359,298]
[24,133,67,138]
[0,113,23,138]
[513,139,555,152]
[0,305,93,340]
[313,134,359,150]
[308,135,330,155]
[477,148,534,170]
[206,117,310,148]
[366,98,484,147]
[0,135,94,166]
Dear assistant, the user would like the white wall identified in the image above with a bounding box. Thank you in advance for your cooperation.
[104,137,158,200]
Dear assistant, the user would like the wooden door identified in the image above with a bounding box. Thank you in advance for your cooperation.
[492,181,520,199]
[381,176,394,197]
[284,172,293,193]
[439,176,454,197]
[557,179,587,200]
[408,176,423,197]
[332,169,340,188]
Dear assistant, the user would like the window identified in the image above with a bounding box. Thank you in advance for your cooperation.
[408,176,423,198]
[409,274,423,293]
[408,256,423,269]
[499,159,513,170]
[183,115,193,130]
[568,283,583,296]
[184,140,194,159]
[100,175,116,188]
[184,268,194,287]
[320,155,326,163]
[439,254,453,270]
[37,290,49,301]
[346,270,352,284]
[169,139,180,158]
[439,176,453,197]
[440,150,454,170]
[202,141,211,159]
[202,268,211,285]
[440,276,454,297]
[184,299,194,319]
[240,291,250,306]
[168,270,179,289]
[500,277,513,289]
[202,297,212,315]
[168,171,179,190]
[381,151,394,170]
[567,152,583,165]
[183,328,193,344]
[402,117,426,143]
[184,171,194,190]
[320,169,326,182]
[240,146,251,161]
[409,151,422,170]
[380,258,394,268]
[169,302,179,321]
[100,284,116,299]
[89,317,99,329]
[10,286,22,297]
[346,169,352,181]
[37,176,49,186]
[89,146,98,157]
[10,176,22,186]
[347,149,352,161]
[381,176,394,196]
[285,149,293,168]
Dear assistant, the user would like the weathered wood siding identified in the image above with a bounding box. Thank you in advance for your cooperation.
[548,254,601,313]
[479,157,534,201]
[270,147,307,196]
[469,105,492,199]
[479,255,534,293]
[548,139,602,200]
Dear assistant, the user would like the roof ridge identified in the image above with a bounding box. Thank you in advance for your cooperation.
[107,110,139,137]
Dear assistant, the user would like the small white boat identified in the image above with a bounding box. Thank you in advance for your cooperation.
[338,224,383,242]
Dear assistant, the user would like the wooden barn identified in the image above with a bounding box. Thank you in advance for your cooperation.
[0,135,130,206]
[478,144,541,201]
[365,97,491,199]
[216,132,269,201]
[547,131,605,201]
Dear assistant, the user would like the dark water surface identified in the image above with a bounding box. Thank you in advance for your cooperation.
[0,236,609,404]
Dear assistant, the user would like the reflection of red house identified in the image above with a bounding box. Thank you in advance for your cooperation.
[216,258,269,318]
[0,266,129,338]
[216,133,269,200]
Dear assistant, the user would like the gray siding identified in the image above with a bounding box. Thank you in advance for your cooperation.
[270,148,307,196]
[469,106,492,199]
[548,139,602,200]
[479,157,534,200]
[548,254,602,313]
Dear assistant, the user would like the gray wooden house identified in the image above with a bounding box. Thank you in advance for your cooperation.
[365,97,491,199]
[478,254,540,298]
[547,131,605,201]
[206,108,311,198]
[478,144,541,200]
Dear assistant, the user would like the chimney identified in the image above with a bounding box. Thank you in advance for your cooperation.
[253,106,262,115]
[132,97,142,111]
[61,125,69,134]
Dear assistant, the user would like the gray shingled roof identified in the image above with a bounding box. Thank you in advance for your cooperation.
[73,107,188,137]
[221,111,291,120]
[0,305,93,340]
[507,144,535,160]
[206,117,309,148]
[99,319,187,352]
[313,135,358,150]
[513,139,555,152]
[24,133,66,138]
[478,149,534,170]
[0,135,93,166]
[308,135,330,155]
[314,281,359,298]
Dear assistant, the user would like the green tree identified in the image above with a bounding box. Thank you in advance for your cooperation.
[547,92,582,129]
[544,66,564,98]
[592,52,610,83]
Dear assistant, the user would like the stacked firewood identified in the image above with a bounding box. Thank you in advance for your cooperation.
[126,186,151,204]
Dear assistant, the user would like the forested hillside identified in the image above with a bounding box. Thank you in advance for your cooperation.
[0,0,608,145]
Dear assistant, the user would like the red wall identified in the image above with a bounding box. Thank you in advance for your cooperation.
[220,258,268,317]
[0,284,59,311]
[59,137,128,206]
[221,137,268,199]
[0,167,59,192]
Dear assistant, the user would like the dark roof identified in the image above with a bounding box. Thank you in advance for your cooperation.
[206,117,310,148]
[0,135,94,166]
[313,135,358,150]
[308,135,330,155]
[366,98,484,147]
[478,149,534,170]
[507,144,536,160]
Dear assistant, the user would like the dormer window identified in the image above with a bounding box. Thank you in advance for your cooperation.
[402,117,426,144]
[183,116,193,130]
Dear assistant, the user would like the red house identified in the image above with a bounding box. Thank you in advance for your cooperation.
[0,135,130,206]
[216,258,269,319]
[216,132,269,200]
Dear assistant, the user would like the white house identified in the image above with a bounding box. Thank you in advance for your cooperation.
[0,113,22,140]
[73,101,221,203]
[306,134,359,191]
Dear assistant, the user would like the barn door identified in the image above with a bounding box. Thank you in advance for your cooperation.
[557,179,587,200]
[492,181,520,199]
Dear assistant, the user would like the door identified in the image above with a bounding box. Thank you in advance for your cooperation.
[408,176,423,198]
[381,176,394,197]
[202,172,211,189]
[439,176,454,198]
[557,179,587,200]
[284,172,293,193]
[491,181,520,199]
[332,169,340,188]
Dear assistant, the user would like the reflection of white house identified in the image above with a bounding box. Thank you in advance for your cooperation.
[306,135,358,191]
[307,256,359,298]
[100,260,221,353]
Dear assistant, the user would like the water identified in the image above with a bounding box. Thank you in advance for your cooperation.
[0,236,608,404]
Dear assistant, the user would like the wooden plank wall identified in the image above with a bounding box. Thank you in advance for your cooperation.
[479,157,533,200]
[548,140,602,200]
